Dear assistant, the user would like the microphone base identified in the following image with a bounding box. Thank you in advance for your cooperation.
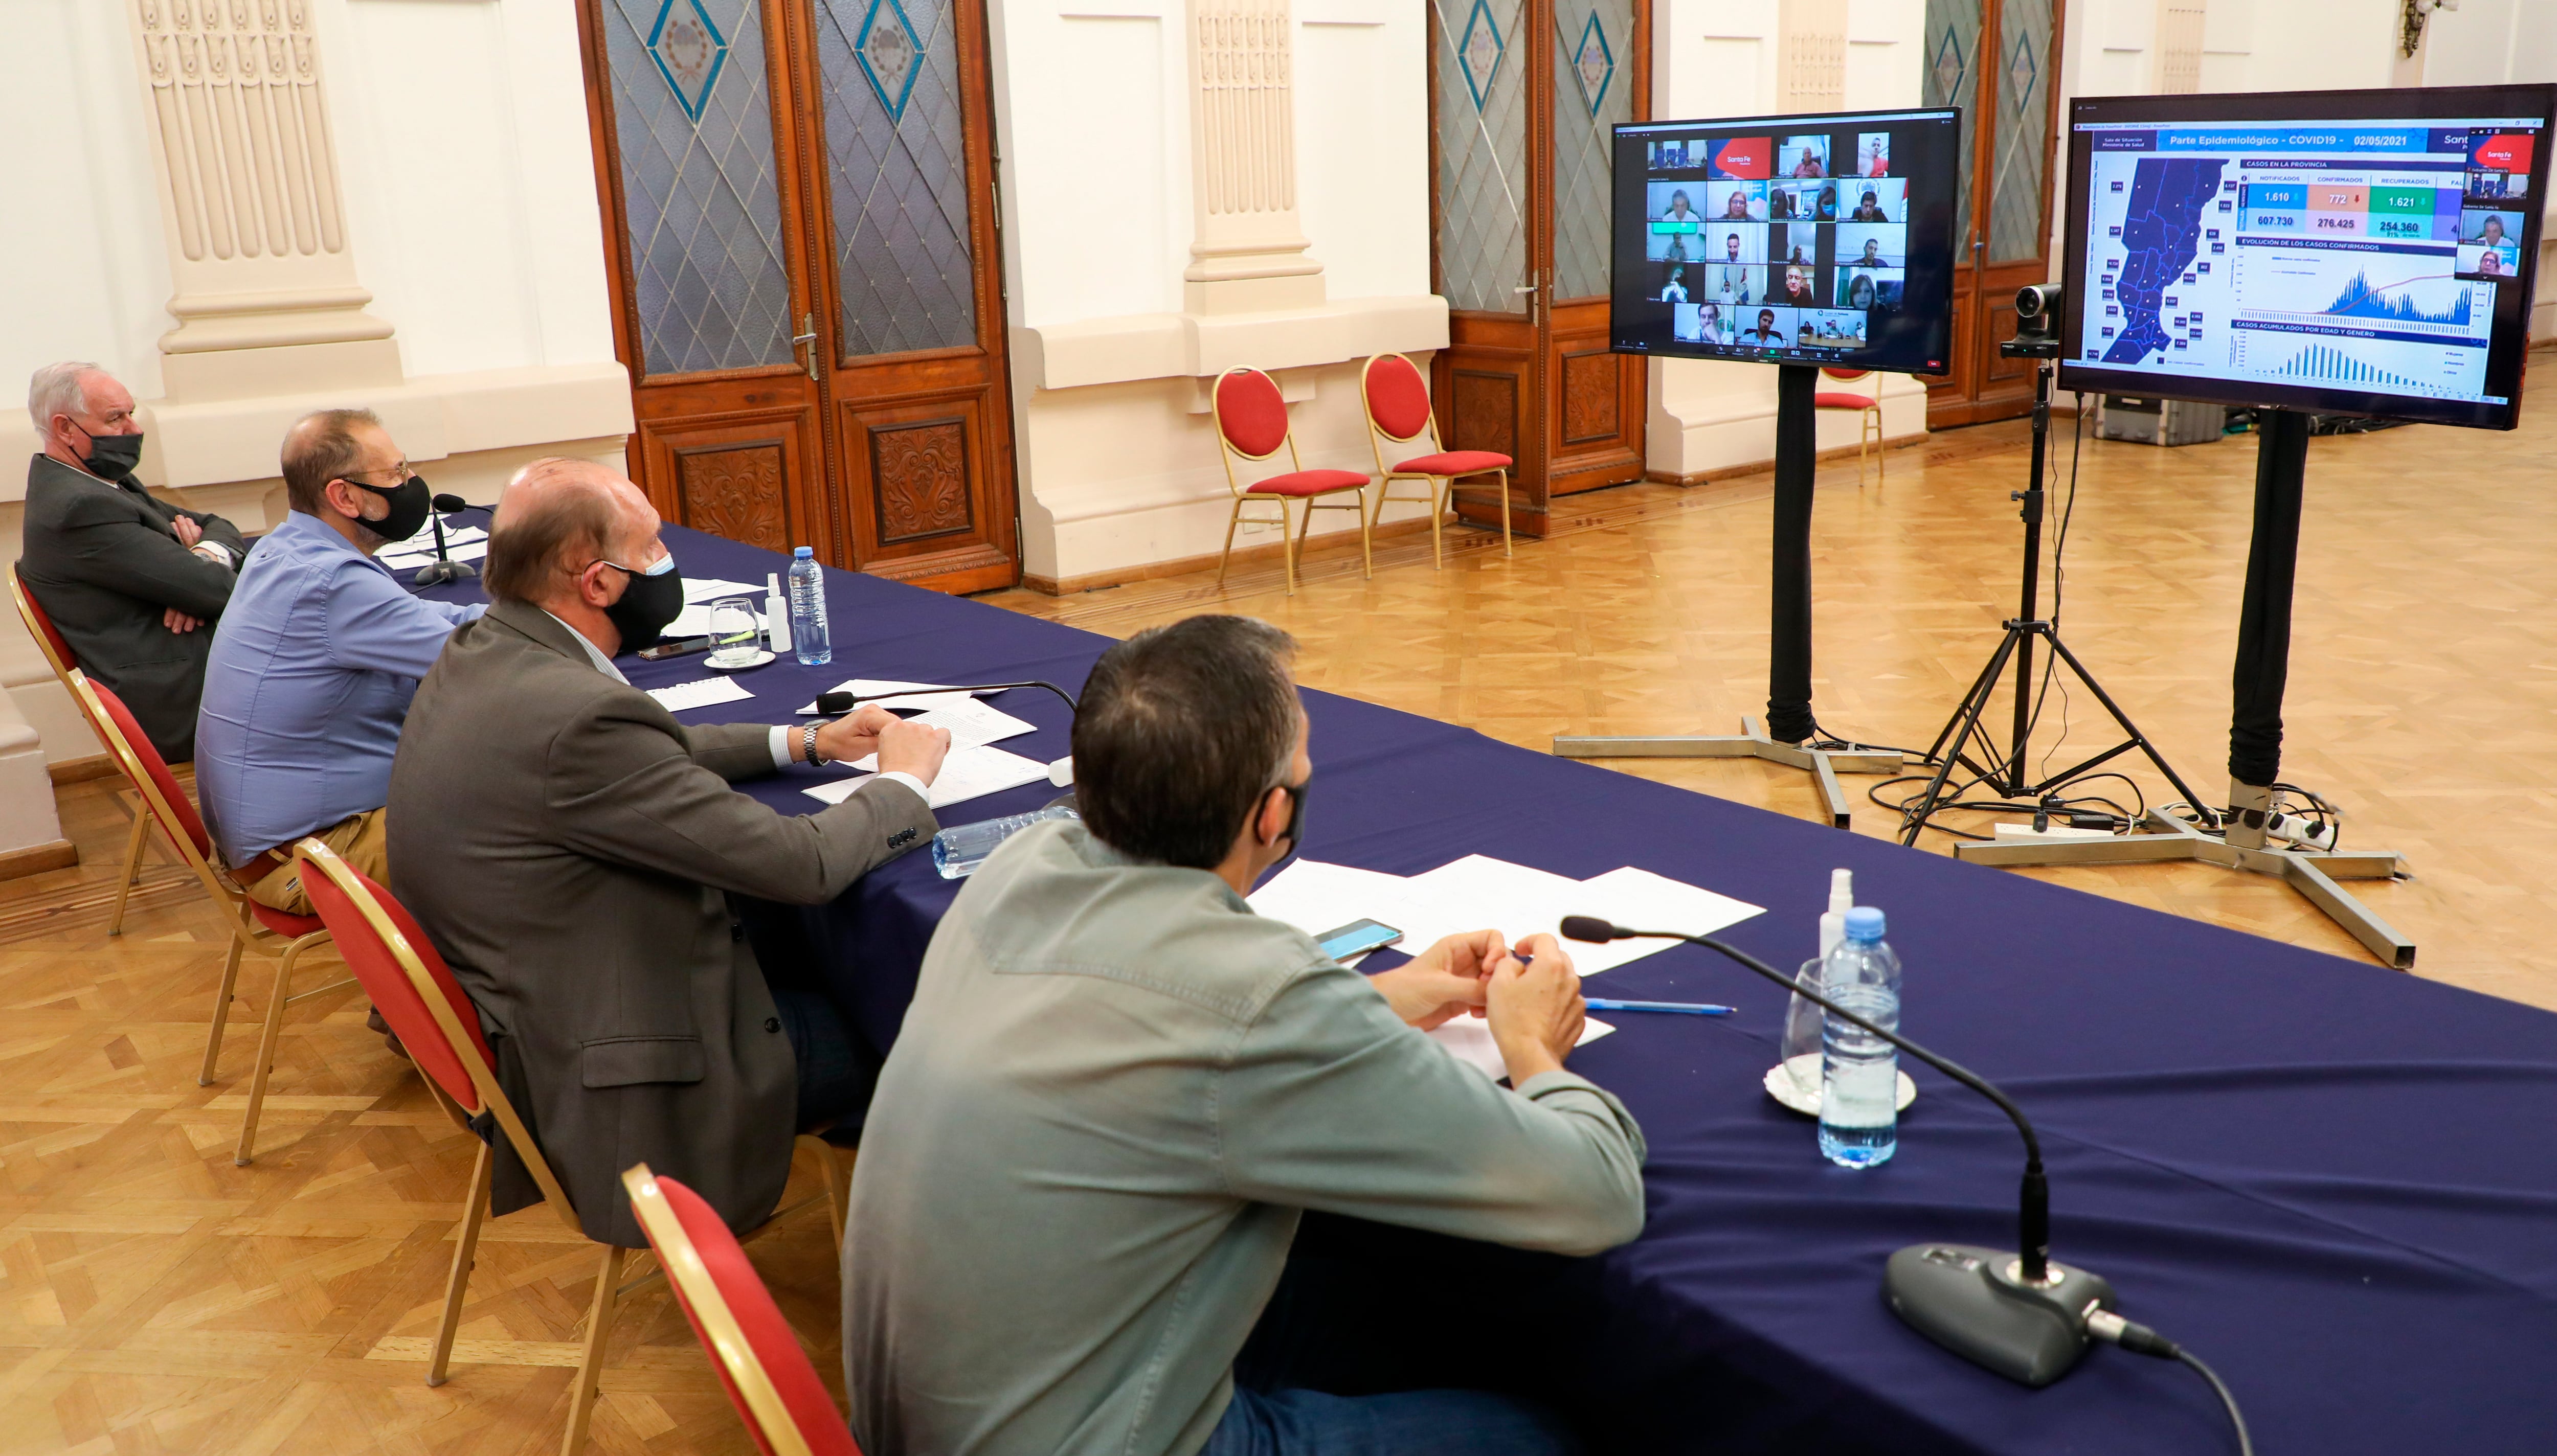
[412,560,478,586]
[1885,1244,2115,1387]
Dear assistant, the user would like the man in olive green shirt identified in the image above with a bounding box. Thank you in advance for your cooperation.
[843,616,1647,1456]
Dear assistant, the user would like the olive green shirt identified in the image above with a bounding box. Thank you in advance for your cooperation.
[843,822,1648,1456]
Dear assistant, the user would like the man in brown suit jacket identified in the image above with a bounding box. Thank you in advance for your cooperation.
[387,458,948,1247]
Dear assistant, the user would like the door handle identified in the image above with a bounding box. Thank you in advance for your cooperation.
[792,312,820,382]
[1514,270,1540,320]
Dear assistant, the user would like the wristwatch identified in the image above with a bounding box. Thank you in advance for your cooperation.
[801,723,826,767]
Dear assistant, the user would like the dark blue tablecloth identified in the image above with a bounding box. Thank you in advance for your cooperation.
[420,512,2557,1456]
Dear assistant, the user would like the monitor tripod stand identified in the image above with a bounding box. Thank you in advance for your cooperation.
[1943,396,2404,965]
[1553,364,1899,828]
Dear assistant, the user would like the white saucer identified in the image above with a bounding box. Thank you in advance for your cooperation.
[705,649,775,671]
[1764,1053,1917,1118]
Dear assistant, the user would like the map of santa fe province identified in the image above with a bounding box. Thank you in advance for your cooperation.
[2100,157,2228,365]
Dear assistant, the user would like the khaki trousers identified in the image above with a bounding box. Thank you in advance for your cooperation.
[241,808,390,917]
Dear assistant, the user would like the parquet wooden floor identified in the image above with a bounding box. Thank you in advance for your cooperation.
[4,371,2552,1454]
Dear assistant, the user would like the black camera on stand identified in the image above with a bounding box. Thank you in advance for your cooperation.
[2001,284,2062,359]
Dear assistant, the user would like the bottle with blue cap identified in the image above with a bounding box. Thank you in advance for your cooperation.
[786,546,831,667]
[1819,905,1901,1168]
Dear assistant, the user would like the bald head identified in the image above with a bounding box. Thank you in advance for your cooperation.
[485,457,661,608]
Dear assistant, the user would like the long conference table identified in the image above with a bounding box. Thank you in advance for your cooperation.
[419,512,2557,1455]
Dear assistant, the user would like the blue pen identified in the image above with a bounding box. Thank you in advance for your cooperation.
[1584,998,1736,1016]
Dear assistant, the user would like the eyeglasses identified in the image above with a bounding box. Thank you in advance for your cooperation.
[347,463,415,486]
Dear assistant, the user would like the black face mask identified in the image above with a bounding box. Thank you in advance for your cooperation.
[1269,777,1310,859]
[599,555,686,652]
[348,473,432,545]
[79,428,144,481]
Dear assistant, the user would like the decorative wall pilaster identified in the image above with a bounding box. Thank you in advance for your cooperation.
[129,0,399,397]
[1778,0,1849,113]
[1184,0,1324,314]
[2154,0,2207,93]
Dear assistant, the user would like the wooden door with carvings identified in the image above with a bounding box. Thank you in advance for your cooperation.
[577,0,1018,592]
[1921,0,2065,427]
[1428,0,1646,538]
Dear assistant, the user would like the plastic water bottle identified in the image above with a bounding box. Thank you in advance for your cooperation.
[787,547,831,667]
[1819,906,1901,1168]
[931,805,1079,879]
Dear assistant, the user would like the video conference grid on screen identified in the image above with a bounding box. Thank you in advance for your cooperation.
[1613,109,1958,373]
[2058,87,2555,430]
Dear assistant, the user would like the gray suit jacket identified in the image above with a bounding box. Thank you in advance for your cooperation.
[18,453,246,761]
[387,600,937,1246]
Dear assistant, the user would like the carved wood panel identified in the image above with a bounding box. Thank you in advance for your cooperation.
[1450,370,1519,463]
[1560,350,1620,444]
[870,418,973,544]
[672,439,790,552]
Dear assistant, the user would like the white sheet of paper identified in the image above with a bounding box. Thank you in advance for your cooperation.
[665,601,768,639]
[380,538,489,570]
[681,577,764,603]
[1426,1016,1616,1080]
[839,699,1037,771]
[796,678,985,715]
[1245,860,1429,945]
[645,676,754,713]
[803,744,1050,811]
[1574,866,1764,944]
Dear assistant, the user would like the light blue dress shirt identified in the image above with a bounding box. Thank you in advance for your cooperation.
[196,511,483,867]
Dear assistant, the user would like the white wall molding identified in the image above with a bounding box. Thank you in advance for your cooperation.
[1184,0,1325,311]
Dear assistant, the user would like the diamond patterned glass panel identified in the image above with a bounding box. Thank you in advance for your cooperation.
[1922,0,1983,255]
[1553,0,1632,301]
[1435,0,1528,313]
[816,0,978,358]
[604,0,794,377]
[1988,0,2053,262]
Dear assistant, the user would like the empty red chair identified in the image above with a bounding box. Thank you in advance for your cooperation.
[1360,352,1513,568]
[1816,368,1887,485]
[624,1163,863,1455]
[1212,366,1375,594]
[75,674,340,1165]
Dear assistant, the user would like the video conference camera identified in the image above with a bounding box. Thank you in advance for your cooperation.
[2002,283,2063,359]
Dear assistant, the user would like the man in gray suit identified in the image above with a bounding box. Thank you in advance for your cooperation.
[388,457,949,1246]
[18,362,246,761]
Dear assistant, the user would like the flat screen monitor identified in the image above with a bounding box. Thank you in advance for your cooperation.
[2058,85,2557,430]
[1611,109,1961,374]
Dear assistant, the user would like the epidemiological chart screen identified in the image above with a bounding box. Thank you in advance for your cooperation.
[2073,120,2540,405]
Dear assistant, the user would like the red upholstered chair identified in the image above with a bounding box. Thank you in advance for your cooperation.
[1360,352,1512,569]
[13,565,170,936]
[1816,368,1887,485]
[1212,367,1375,595]
[293,840,852,1456]
[73,674,341,1166]
[624,1164,862,1456]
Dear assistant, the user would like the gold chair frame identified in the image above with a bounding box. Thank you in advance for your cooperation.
[11,565,166,936]
[293,838,852,1455]
[1212,367,1375,595]
[623,1163,821,1456]
[71,672,345,1165]
[1820,368,1888,487]
[1359,352,1512,569]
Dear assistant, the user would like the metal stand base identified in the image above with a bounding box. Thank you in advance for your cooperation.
[1554,717,1901,829]
[1954,806,2414,969]
[413,558,477,586]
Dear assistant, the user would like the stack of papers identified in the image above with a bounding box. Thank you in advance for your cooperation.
[645,677,754,713]
[1247,854,1762,975]
[803,744,1051,810]
[681,578,764,603]
[1246,854,1760,1079]
[379,534,489,571]
[796,679,991,714]
[665,600,768,639]
[837,698,1035,772]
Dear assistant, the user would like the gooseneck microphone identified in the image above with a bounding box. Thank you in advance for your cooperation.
[815,681,1080,716]
[413,493,478,587]
[1559,915,2112,1387]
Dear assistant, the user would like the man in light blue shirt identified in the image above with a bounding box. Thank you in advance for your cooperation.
[196,408,483,914]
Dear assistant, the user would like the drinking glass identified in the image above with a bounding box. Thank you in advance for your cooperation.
[707,597,762,667]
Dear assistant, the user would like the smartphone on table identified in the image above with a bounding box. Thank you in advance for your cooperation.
[1316,919,1403,963]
